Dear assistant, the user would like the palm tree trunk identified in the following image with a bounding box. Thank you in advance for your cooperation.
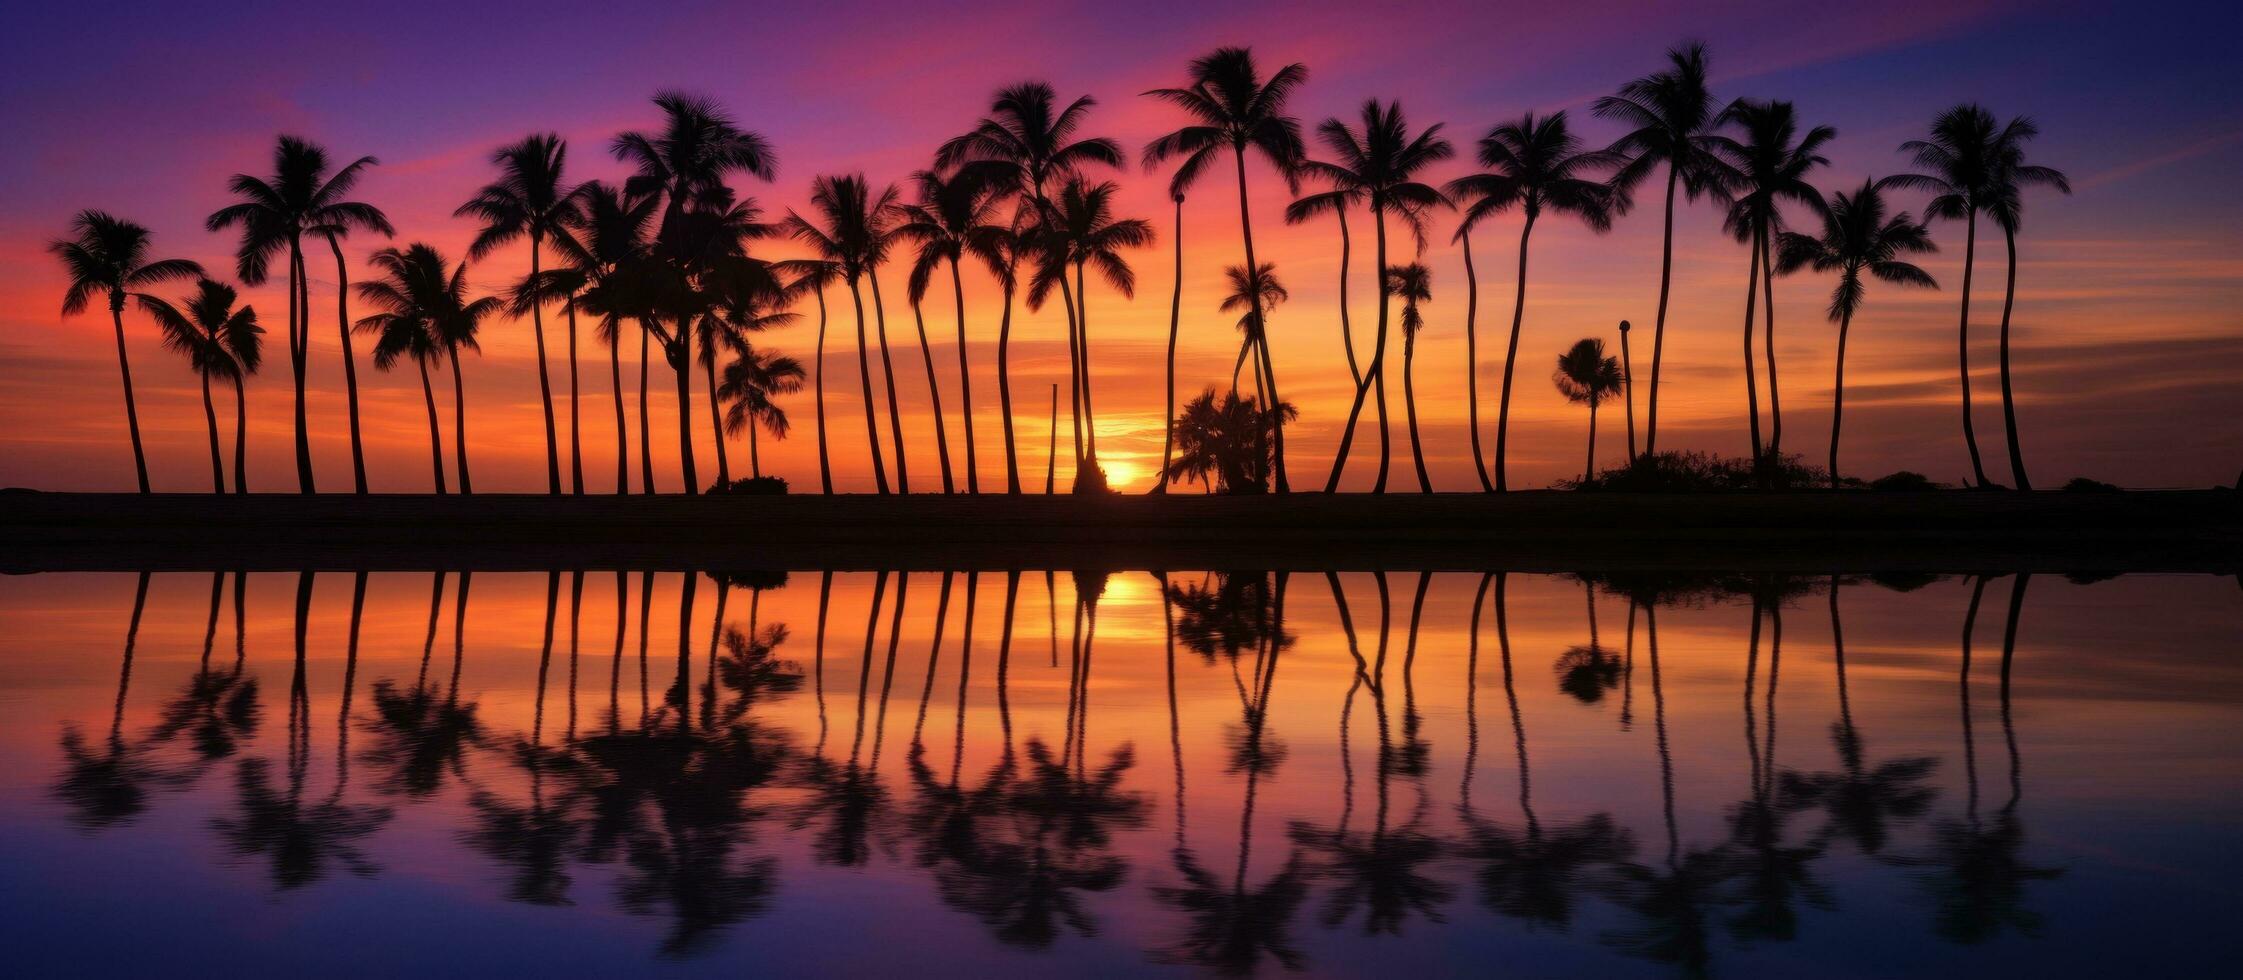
[201,373,223,492]
[1157,195,1182,495]
[449,347,472,494]
[327,234,368,494]
[1644,165,1678,457]
[1403,326,1430,492]
[1762,231,1782,455]
[1232,147,1288,493]
[1075,262,1102,471]
[749,423,761,479]
[1323,199,1391,493]
[1460,228,1494,492]
[566,295,583,494]
[1741,223,1764,464]
[417,359,446,493]
[1997,226,2031,490]
[869,272,909,492]
[949,257,978,494]
[107,299,151,493]
[910,297,955,493]
[1956,212,1990,487]
[998,276,1022,494]
[1586,399,1599,485]
[813,283,833,494]
[607,311,626,494]
[1046,383,1059,494]
[1056,269,1086,479]
[848,278,890,494]
[1494,217,1537,491]
[1621,323,1637,461]
[704,353,730,489]
[673,327,698,494]
[637,323,656,494]
[528,239,561,495]
[287,236,314,494]
[231,374,249,494]
[1336,208,1361,387]
[1830,309,1852,488]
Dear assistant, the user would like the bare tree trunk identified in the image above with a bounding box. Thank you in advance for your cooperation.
[566,295,583,494]
[1644,166,1678,456]
[529,238,560,494]
[1157,195,1182,494]
[1460,228,1493,491]
[201,373,223,492]
[1762,230,1783,456]
[638,324,656,494]
[449,348,472,494]
[608,307,626,494]
[674,327,698,494]
[417,359,446,493]
[327,234,368,493]
[704,353,729,489]
[107,299,150,493]
[1829,310,1852,488]
[950,257,978,493]
[1621,322,1636,461]
[869,272,909,492]
[1494,217,1537,491]
[1233,147,1288,492]
[1741,223,1764,463]
[1997,226,2031,490]
[998,266,1023,494]
[1045,383,1058,495]
[287,237,314,493]
[848,278,889,494]
[910,297,954,493]
[1956,211,1990,487]
[1403,325,1430,492]
[813,283,833,494]
[1324,199,1392,493]
[231,374,250,494]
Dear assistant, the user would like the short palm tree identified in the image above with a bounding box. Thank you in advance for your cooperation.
[1162,388,1296,494]
[1027,178,1153,492]
[1985,121,2069,490]
[1775,180,1939,486]
[457,133,582,494]
[787,175,902,493]
[896,168,1010,493]
[1446,110,1619,490]
[1298,100,1452,492]
[1711,100,1834,461]
[554,180,659,494]
[1552,338,1624,484]
[1383,263,1435,492]
[207,136,389,493]
[49,211,203,492]
[1143,46,1309,492]
[718,345,807,481]
[355,244,499,494]
[1218,262,1289,398]
[146,280,263,492]
[356,272,451,493]
[1594,42,1733,458]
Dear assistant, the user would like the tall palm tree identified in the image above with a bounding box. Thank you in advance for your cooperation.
[556,180,660,494]
[457,133,582,494]
[1552,337,1624,484]
[1383,263,1435,492]
[1028,178,1152,492]
[979,226,1030,493]
[1155,192,1185,493]
[356,244,499,493]
[1711,100,1834,461]
[145,280,263,492]
[787,175,901,493]
[1282,182,1367,415]
[1447,110,1619,489]
[207,136,388,493]
[1299,101,1452,492]
[896,168,1010,494]
[772,258,844,493]
[1143,46,1309,492]
[1775,179,1939,486]
[355,270,451,493]
[1594,42,1732,458]
[49,211,202,492]
[1984,121,2069,491]
[718,345,806,480]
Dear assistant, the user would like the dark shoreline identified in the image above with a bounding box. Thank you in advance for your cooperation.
[2,490,2236,573]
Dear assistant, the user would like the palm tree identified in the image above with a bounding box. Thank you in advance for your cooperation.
[695,247,791,489]
[356,244,499,493]
[557,180,660,494]
[145,280,263,492]
[1711,100,1834,462]
[1383,263,1435,492]
[49,212,203,492]
[1217,262,1289,399]
[772,258,843,493]
[356,271,450,493]
[1553,338,1625,483]
[1775,179,1939,486]
[1984,121,2069,491]
[719,345,807,480]
[1143,46,1309,492]
[458,133,582,494]
[786,175,900,493]
[1155,192,1186,493]
[1299,100,1451,493]
[1282,178,1367,426]
[1447,110,1620,490]
[1029,178,1153,492]
[1594,42,1732,458]
[207,136,388,493]
[1162,388,1297,494]
[896,168,1010,493]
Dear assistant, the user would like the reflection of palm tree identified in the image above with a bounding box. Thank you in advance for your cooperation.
[364,572,483,798]
[54,572,185,828]
[1555,579,1622,704]
[793,572,900,866]
[151,572,262,764]
[1721,589,1830,944]
[1778,576,1938,856]
[952,739,1149,948]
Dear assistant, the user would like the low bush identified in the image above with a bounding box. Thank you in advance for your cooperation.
[710,475,789,495]
[1560,451,1838,491]
[2061,477,2122,493]
[1869,471,1945,492]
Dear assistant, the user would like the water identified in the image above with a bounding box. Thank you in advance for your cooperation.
[2,569,2238,977]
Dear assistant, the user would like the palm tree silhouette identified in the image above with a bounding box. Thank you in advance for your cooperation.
[458,133,582,494]
[1553,337,1625,483]
[1282,171,1367,425]
[1711,100,1834,463]
[150,573,264,765]
[1215,262,1293,488]
[356,270,451,492]
[1155,191,1186,492]
[1985,122,2070,490]
[557,180,660,493]
[1028,178,1153,492]
[207,136,388,492]
[1143,46,1309,493]
[364,572,484,799]
[1162,389,1295,494]
[49,212,202,492]
[902,262,958,493]
[770,258,844,493]
[1774,179,1939,485]
[694,253,791,489]
[1448,110,1621,489]
[1554,578,1623,703]
[355,244,499,493]
[1778,576,1939,857]
[1382,263,1436,492]
[1721,586,1830,944]
[897,168,1011,493]
[1594,42,1732,459]
[718,345,805,481]
[53,572,188,828]
[145,279,263,492]
[1299,101,1452,492]
[787,175,901,493]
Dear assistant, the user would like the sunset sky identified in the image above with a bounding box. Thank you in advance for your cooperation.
[3,0,2238,492]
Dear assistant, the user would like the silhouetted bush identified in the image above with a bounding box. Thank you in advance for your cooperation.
[2061,477,2122,493]
[1559,451,1835,491]
[1869,471,1944,492]
[1072,462,1111,495]
[709,475,789,495]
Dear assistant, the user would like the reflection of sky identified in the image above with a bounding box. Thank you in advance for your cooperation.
[2,1,2240,491]
[2,570,2239,973]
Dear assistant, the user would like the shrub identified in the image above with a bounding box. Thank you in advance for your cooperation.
[1560,451,1837,492]
[2061,477,2122,493]
[1072,462,1111,495]
[1869,471,1944,492]
[710,475,789,495]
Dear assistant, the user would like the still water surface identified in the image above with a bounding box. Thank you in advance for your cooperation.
[1,569,2238,976]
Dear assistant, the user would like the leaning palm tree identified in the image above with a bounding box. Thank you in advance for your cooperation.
[1298,101,1452,492]
[771,258,844,493]
[146,280,263,492]
[355,276,451,493]
[1028,178,1153,492]
[718,345,807,481]
[356,244,499,494]
[1553,338,1625,484]
[786,175,901,494]
[1154,191,1186,493]
[457,133,582,494]
[1282,181,1367,416]
[554,180,659,494]
[1594,42,1732,458]
[694,243,791,489]
[1142,46,1309,492]
[207,136,388,493]
[1218,263,1290,399]
[1447,110,1619,490]
[895,168,1010,494]
[1710,100,1835,462]
[49,212,202,492]
[1983,121,2069,491]
[1775,179,1939,486]
[1383,263,1435,492]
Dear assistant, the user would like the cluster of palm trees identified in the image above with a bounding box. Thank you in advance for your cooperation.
[55,42,2070,495]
